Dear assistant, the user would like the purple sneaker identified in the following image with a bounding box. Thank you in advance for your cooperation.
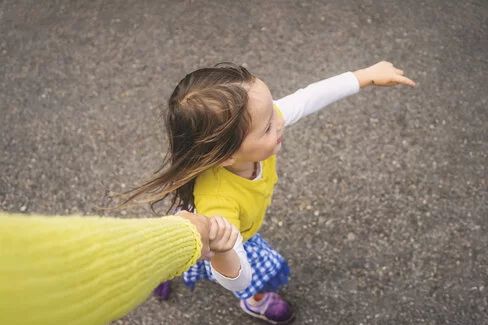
[240,292,295,324]
[153,281,171,301]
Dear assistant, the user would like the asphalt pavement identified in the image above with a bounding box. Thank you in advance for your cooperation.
[1,1,487,324]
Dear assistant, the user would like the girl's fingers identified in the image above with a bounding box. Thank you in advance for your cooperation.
[394,75,416,86]
[213,217,226,239]
[208,216,241,252]
[211,216,231,240]
[230,227,239,244]
[395,68,404,75]
[218,215,228,228]
[222,219,233,242]
[222,225,238,250]
[208,217,218,241]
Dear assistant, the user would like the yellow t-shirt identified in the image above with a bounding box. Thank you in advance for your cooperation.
[194,155,278,242]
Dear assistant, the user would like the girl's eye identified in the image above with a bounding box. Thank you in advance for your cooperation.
[265,124,272,134]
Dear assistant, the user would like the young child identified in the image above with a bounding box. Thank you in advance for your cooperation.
[123,61,415,324]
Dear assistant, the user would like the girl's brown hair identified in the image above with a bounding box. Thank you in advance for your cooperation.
[120,63,255,213]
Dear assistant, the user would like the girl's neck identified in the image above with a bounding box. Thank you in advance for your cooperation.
[224,161,258,180]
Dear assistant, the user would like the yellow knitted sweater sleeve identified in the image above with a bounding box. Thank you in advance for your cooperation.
[0,212,202,325]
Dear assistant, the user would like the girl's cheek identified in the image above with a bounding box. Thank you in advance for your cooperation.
[277,115,284,130]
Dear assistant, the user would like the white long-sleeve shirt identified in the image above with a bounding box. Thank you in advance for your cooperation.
[275,72,360,126]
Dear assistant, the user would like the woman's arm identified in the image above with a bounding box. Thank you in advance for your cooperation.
[0,212,206,325]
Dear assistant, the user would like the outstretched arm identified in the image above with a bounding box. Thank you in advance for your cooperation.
[274,61,415,126]
[0,212,207,325]
[274,71,360,126]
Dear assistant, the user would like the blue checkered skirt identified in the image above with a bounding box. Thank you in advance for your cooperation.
[183,233,290,300]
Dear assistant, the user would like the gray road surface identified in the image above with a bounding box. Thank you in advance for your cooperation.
[1,1,487,324]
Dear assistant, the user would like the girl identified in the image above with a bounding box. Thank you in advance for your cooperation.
[122,61,415,324]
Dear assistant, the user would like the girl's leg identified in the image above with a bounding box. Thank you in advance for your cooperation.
[252,293,266,301]
[236,234,294,323]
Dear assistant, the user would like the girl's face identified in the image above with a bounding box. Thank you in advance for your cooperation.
[233,78,284,163]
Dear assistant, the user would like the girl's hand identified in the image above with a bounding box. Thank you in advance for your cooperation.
[353,61,416,88]
[208,216,240,254]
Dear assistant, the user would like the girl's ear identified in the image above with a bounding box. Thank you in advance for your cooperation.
[219,156,236,167]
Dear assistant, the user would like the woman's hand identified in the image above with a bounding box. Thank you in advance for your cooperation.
[353,61,416,88]
[176,210,211,259]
